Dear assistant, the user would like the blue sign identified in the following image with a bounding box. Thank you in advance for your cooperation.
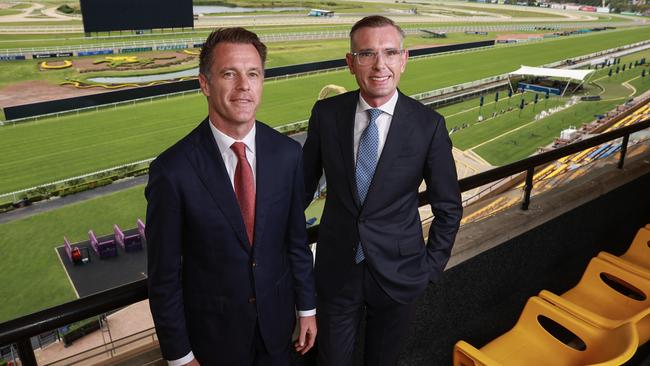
[518,82,560,96]
[157,44,186,51]
[0,55,26,61]
[121,47,153,53]
[77,49,114,56]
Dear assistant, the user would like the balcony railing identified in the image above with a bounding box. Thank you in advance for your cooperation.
[1,118,649,365]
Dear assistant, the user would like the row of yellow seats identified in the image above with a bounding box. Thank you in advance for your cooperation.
[454,225,650,366]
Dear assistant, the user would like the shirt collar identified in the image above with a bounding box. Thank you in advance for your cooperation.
[209,120,256,156]
[357,90,399,116]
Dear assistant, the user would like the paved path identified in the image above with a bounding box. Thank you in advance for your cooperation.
[0,175,147,225]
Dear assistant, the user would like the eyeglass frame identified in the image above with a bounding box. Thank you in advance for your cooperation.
[349,48,406,66]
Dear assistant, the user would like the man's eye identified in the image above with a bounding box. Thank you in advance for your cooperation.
[248,72,259,78]
[359,51,375,58]
[385,50,400,57]
[223,71,235,78]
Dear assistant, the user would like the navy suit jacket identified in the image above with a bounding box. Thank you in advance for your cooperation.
[146,119,316,364]
[303,90,462,305]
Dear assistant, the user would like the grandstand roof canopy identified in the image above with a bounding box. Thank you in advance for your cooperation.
[509,66,594,81]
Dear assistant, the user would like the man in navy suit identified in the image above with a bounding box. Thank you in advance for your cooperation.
[303,16,462,365]
[146,28,317,366]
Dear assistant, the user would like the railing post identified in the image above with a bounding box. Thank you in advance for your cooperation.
[618,134,629,169]
[16,339,37,366]
[521,167,535,211]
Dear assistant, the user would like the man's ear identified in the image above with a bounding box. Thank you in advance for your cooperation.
[401,49,409,73]
[198,73,210,96]
[345,53,356,75]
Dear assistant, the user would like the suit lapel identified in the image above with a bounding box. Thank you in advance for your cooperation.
[362,92,414,213]
[252,122,273,248]
[336,91,361,208]
[186,119,250,252]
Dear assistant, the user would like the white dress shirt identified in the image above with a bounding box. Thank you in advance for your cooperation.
[209,121,257,188]
[353,91,399,164]
[168,121,314,366]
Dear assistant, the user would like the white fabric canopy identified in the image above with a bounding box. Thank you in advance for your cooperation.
[508,66,594,81]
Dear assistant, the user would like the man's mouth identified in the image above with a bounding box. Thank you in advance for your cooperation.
[370,76,390,82]
[231,97,253,104]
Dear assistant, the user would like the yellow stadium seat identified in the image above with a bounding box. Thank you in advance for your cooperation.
[454,340,501,366]
[539,257,650,345]
[599,226,650,280]
[452,297,638,366]
[598,252,650,281]
[621,227,650,269]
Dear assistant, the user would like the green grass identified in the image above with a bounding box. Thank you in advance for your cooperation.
[440,49,650,165]
[629,70,650,91]
[1,27,649,194]
[473,98,624,165]
[0,95,205,193]
[448,93,568,150]
[0,9,22,16]
[0,185,147,323]
[10,3,32,10]
[0,58,77,89]
[451,4,560,18]
[474,70,650,165]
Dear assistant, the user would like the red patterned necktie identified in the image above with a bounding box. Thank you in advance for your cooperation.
[230,142,255,245]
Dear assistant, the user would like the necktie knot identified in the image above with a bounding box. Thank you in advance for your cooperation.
[367,108,382,124]
[230,142,247,159]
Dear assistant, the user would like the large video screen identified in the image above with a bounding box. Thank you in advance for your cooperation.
[80,0,193,33]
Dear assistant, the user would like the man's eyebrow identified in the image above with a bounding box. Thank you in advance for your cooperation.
[356,47,400,52]
[219,66,263,72]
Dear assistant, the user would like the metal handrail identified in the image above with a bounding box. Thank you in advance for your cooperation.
[1,117,649,364]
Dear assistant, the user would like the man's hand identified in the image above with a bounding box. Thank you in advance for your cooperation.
[294,315,317,355]
[183,358,200,366]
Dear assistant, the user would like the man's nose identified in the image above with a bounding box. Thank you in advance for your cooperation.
[237,75,251,90]
[372,52,388,69]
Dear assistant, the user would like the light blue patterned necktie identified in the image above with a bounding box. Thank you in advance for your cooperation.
[355,108,382,264]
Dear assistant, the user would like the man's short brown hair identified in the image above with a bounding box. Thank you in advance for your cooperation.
[199,27,267,78]
[349,15,405,51]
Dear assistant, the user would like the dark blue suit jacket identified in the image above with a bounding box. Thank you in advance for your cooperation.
[303,90,462,305]
[146,119,316,364]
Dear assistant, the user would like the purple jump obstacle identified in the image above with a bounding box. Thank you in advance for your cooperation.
[88,230,117,259]
[137,218,146,240]
[64,236,86,265]
[114,224,143,252]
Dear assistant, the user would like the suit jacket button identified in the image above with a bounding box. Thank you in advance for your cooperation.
[248,297,256,304]
[252,261,257,268]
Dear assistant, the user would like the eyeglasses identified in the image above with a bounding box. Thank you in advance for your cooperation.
[350,49,405,66]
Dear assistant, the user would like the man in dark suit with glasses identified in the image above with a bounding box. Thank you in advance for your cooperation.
[303,15,462,366]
